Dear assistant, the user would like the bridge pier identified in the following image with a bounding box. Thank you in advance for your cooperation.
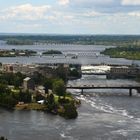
[81,89,84,95]
[137,88,140,93]
[129,88,132,97]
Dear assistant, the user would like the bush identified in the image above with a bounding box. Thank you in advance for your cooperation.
[60,103,78,119]
[46,94,57,113]
[58,98,70,104]
[0,136,8,140]
[0,95,17,108]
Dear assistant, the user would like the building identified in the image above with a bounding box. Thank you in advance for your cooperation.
[107,66,140,79]
[2,64,14,73]
[2,63,38,75]
[23,77,35,91]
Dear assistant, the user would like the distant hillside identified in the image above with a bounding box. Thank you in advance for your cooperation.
[0,34,140,45]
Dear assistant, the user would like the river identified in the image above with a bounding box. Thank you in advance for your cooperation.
[0,76,140,140]
[0,41,140,65]
[0,42,140,139]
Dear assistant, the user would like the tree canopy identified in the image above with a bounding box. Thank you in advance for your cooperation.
[52,79,66,97]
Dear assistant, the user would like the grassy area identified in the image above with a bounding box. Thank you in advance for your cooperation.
[11,89,20,93]
[54,94,73,104]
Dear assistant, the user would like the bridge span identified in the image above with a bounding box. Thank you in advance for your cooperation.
[66,85,140,96]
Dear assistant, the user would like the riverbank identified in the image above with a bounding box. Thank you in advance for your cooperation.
[101,45,140,60]
[15,103,47,110]
[0,95,81,119]
[13,94,81,119]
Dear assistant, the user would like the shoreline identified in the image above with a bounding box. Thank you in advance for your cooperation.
[0,96,81,119]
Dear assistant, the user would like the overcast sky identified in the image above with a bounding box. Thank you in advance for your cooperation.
[0,0,140,34]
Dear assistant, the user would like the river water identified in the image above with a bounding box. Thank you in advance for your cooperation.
[0,42,140,139]
[0,76,140,140]
[0,41,140,65]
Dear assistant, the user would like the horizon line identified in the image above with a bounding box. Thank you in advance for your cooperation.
[0,32,140,36]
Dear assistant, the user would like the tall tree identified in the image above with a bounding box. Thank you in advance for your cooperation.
[52,79,66,98]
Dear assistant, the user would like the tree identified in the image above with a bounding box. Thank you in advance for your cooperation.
[60,102,78,119]
[0,84,9,94]
[47,93,55,105]
[56,66,68,82]
[4,96,17,108]
[44,78,53,93]
[46,93,56,112]
[31,72,44,85]
[0,137,8,140]
[0,72,25,87]
[19,90,32,103]
[69,68,81,78]
[14,72,25,87]
[52,79,66,98]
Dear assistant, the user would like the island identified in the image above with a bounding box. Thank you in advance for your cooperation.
[101,45,140,60]
[42,50,63,55]
[0,64,81,119]
[0,49,37,57]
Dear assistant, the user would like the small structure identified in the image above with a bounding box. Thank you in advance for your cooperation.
[37,100,45,104]
[23,77,35,91]
[35,85,45,94]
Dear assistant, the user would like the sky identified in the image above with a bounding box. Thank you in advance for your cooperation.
[0,0,140,34]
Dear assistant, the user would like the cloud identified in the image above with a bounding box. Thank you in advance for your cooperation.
[63,0,122,13]
[128,11,140,17]
[58,0,70,5]
[0,1,140,34]
[0,4,51,21]
[69,0,117,7]
[121,0,140,6]
[82,11,103,17]
[64,0,140,13]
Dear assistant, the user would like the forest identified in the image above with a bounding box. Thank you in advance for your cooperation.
[0,34,140,45]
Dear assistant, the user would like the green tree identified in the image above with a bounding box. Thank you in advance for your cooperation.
[31,72,44,85]
[44,78,53,93]
[56,66,68,82]
[19,90,32,103]
[0,84,8,94]
[52,79,66,98]
[60,102,78,119]
[46,93,56,112]
[47,93,55,105]
[0,136,8,140]
[4,96,17,108]
[0,72,25,87]
[69,69,81,78]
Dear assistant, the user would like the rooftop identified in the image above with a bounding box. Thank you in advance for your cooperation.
[24,77,31,81]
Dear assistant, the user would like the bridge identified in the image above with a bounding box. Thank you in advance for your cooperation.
[66,85,140,96]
